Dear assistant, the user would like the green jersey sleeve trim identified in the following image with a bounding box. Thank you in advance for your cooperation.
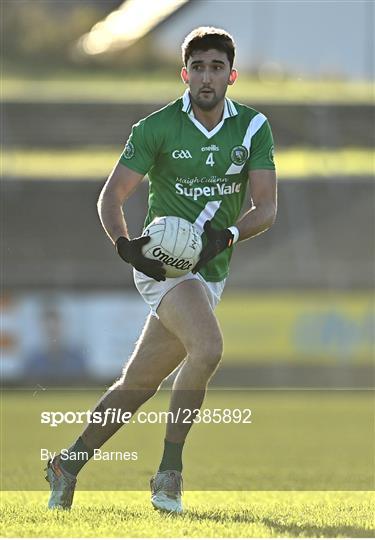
[248,120,276,170]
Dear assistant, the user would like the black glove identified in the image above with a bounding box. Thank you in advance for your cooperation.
[115,236,166,282]
[192,220,234,274]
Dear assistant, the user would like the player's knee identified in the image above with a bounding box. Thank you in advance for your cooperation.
[189,336,223,373]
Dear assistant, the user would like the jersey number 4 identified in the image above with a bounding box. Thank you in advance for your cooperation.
[205,152,215,167]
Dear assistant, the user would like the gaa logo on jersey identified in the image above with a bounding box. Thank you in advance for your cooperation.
[122,141,135,159]
[172,149,192,159]
[230,145,248,166]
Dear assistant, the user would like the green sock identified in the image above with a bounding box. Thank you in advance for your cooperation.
[158,439,185,472]
[60,436,95,477]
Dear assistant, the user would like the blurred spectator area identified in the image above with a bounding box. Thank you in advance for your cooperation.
[23,301,89,385]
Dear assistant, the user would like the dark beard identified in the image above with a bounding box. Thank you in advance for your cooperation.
[190,90,224,111]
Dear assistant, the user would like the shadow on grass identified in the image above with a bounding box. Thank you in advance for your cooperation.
[184,509,374,538]
[260,517,374,539]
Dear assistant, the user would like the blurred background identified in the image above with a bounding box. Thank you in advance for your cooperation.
[1,0,374,388]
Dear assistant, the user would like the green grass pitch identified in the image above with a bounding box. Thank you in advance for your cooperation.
[1,390,374,537]
[1,491,374,537]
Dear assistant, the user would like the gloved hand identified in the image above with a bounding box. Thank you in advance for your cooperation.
[192,220,234,274]
[115,236,166,281]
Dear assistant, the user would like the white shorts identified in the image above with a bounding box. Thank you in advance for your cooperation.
[133,269,226,317]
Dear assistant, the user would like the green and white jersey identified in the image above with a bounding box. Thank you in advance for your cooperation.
[120,89,275,282]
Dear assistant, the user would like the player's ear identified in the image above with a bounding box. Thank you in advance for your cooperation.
[228,69,238,85]
[181,67,189,85]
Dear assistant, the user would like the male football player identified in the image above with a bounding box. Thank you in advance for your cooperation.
[46,27,277,513]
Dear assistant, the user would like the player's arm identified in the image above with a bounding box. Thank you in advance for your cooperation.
[97,161,166,281]
[235,168,277,241]
[97,161,143,244]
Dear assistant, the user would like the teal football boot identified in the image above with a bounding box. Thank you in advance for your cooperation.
[150,470,183,513]
[45,455,77,510]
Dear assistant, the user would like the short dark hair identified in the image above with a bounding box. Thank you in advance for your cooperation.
[181,26,236,69]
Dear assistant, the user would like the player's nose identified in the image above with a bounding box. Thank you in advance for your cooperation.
[202,68,211,83]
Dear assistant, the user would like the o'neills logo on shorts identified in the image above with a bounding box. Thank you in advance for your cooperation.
[152,247,192,270]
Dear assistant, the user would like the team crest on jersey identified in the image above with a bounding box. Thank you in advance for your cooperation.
[230,145,248,165]
[269,145,275,163]
[122,141,135,159]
